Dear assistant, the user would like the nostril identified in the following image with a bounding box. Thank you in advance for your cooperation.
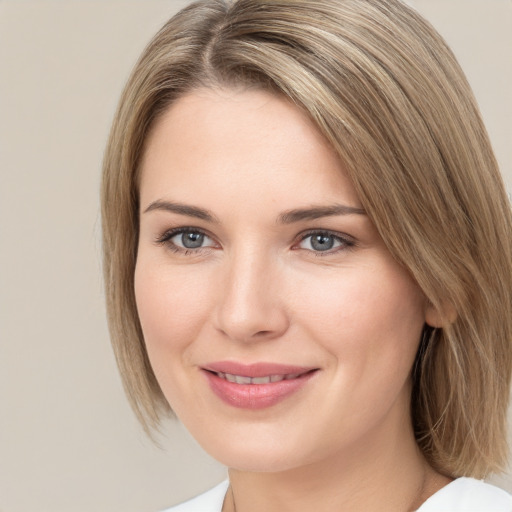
[254,330,272,337]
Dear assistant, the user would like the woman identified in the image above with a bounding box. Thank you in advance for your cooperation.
[101,0,512,510]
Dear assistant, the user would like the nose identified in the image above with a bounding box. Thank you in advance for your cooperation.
[214,248,289,343]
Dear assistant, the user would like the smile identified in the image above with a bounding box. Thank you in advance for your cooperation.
[212,372,305,384]
[202,362,318,409]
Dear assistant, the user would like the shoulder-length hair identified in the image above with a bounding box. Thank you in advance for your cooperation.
[101,0,512,478]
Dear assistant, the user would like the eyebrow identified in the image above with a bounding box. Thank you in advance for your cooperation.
[278,204,366,223]
[143,200,365,223]
[143,200,219,223]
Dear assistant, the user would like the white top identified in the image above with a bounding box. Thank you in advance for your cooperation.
[163,478,512,511]
[416,478,512,511]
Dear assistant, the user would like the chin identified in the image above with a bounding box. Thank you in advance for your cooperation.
[193,427,328,473]
[211,448,304,473]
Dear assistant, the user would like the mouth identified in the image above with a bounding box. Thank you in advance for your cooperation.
[206,370,313,385]
[201,362,319,409]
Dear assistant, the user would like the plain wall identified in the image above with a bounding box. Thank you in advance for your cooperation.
[0,1,510,511]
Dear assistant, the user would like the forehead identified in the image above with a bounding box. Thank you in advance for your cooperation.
[139,87,361,213]
[142,87,334,169]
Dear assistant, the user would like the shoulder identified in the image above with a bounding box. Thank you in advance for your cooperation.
[160,480,230,512]
[418,477,512,511]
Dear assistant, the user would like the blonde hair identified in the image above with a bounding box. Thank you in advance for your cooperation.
[101,0,512,478]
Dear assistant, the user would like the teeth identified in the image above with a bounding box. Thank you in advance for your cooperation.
[252,376,271,384]
[217,372,296,384]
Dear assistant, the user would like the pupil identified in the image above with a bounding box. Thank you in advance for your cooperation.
[182,232,204,249]
[311,234,334,251]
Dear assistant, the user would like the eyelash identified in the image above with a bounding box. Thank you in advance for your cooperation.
[154,227,356,256]
[296,230,356,257]
[155,227,215,256]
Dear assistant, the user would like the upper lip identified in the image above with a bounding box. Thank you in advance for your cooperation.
[202,361,317,378]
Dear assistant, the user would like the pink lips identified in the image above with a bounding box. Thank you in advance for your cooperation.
[202,361,318,409]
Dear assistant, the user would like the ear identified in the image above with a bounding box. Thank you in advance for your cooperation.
[425,300,457,328]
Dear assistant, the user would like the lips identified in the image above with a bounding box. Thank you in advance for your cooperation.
[202,361,318,409]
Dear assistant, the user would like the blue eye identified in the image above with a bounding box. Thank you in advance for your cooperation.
[157,228,216,252]
[298,232,351,253]
[175,231,207,249]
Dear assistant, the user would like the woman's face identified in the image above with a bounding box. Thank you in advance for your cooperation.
[135,87,434,472]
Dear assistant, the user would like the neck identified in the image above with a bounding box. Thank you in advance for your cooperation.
[223,400,451,512]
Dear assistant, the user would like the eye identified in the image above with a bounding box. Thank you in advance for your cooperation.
[173,231,212,249]
[297,231,353,253]
[156,228,216,252]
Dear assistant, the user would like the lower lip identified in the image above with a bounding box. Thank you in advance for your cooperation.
[204,371,316,410]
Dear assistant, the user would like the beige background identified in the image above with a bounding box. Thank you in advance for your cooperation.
[0,1,510,511]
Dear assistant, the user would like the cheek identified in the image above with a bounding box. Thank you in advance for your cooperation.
[134,260,219,415]
[292,264,426,374]
[134,261,211,362]
[290,265,426,439]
